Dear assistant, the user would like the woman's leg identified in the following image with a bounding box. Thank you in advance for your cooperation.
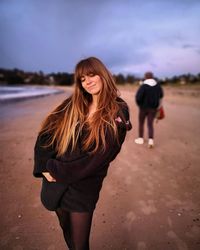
[139,109,146,138]
[56,208,93,250]
[56,208,72,249]
[147,110,156,139]
[69,211,93,250]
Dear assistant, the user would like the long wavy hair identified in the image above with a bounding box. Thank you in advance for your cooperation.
[39,57,121,156]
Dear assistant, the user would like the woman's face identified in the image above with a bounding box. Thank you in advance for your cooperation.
[80,73,102,95]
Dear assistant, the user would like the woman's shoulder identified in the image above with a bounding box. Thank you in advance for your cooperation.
[115,97,132,130]
[61,96,72,106]
[54,96,72,115]
[116,96,128,105]
[116,97,129,111]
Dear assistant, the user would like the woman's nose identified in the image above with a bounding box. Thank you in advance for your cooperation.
[85,76,92,85]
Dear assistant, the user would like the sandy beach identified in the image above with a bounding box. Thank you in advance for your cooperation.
[0,85,200,250]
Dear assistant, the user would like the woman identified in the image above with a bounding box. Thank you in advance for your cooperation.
[33,57,132,250]
[134,71,164,148]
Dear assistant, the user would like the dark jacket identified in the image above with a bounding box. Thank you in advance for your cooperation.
[136,79,164,109]
[33,97,132,211]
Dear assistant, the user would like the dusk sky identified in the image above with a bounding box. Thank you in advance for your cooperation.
[0,0,200,77]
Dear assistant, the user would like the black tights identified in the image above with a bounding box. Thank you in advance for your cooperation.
[56,208,93,250]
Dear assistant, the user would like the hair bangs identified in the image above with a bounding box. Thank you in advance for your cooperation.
[75,58,100,82]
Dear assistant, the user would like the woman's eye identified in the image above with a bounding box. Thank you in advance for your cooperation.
[80,77,85,82]
[89,73,95,77]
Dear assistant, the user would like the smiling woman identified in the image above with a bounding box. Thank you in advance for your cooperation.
[80,73,102,95]
[33,56,132,249]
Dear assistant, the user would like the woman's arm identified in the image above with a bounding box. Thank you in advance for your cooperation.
[33,133,57,178]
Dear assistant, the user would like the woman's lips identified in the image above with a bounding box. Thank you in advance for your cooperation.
[87,84,96,90]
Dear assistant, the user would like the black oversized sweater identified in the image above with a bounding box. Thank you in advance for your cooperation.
[33,98,132,209]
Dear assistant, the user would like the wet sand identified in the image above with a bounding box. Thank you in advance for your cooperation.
[0,85,200,250]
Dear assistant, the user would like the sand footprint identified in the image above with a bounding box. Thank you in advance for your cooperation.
[137,241,147,250]
[167,231,188,250]
[124,211,137,231]
[139,200,157,215]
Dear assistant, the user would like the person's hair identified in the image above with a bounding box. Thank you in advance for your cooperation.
[144,71,154,79]
[39,57,121,156]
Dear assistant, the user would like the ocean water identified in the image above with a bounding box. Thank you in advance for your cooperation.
[0,85,63,102]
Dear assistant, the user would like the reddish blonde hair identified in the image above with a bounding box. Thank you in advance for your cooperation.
[40,57,121,156]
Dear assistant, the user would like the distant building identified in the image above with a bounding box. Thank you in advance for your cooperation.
[180,77,186,85]
[49,76,55,85]
[0,73,5,82]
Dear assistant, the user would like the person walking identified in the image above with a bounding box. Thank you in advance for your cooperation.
[33,57,132,250]
[134,71,163,148]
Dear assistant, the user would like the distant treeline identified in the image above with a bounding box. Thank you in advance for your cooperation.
[0,68,200,86]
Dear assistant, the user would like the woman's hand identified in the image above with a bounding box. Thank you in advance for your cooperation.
[42,172,56,182]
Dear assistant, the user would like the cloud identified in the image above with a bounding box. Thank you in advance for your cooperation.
[182,44,200,56]
[0,0,200,77]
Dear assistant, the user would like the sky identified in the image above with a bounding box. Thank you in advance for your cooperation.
[0,0,200,78]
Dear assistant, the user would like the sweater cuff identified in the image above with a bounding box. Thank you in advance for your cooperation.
[33,172,44,178]
[33,164,48,178]
[46,159,61,181]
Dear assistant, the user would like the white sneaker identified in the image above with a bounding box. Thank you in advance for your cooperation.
[148,139,154,148]
[135,138,144,144]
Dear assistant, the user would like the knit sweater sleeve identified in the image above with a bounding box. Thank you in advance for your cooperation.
[46,105,132,184]
[33,133,57,178]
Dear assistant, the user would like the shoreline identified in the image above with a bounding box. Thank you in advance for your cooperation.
[0,85,66,103]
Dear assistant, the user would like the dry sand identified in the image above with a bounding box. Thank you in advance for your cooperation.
[0,85,200,250]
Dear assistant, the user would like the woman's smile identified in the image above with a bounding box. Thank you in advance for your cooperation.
[81,74,102,95]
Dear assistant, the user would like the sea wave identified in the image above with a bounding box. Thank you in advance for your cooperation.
[0,85,64,102]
